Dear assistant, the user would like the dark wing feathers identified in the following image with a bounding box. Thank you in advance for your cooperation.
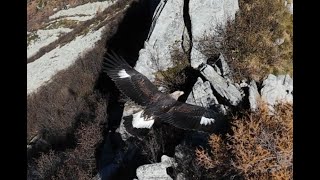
[103,52,168,106]
[104,52,227,133]
[157,102,226,133]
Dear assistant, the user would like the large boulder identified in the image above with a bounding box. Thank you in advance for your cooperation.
[200,64,243,106]
[261,74,293,107]
[135,0,189,81]
[136,155,176,180]
[189,0,239,68]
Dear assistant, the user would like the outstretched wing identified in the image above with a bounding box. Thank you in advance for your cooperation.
[103,52,170,106]
[159,102,227,133]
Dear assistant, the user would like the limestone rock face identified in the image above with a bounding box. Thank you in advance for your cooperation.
[135,0,189,81]
[189,0,239,68]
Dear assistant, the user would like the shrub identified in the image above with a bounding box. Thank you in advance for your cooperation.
[27,97,106,180]
[196,103,293,179]
[199,0,293,81]
[54,120,104,180]
[28,150,63,179]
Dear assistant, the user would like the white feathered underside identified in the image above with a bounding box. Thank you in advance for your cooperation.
[118,69,130,78]
[132,110,154,129]
[200,116,215,126]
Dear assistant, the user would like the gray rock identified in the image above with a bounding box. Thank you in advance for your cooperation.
[213,64,222,76]
[261,74,293,108]
[274,38,285,46]
[190,0,239,68]
[210,54,232,84]
[287,3,293,15]
[134,42,158,82]
[218,53,231,77]
[186,77,219,107]
[248,80,260,111]
[135,0,189,81]
[200,64,243,106]
[117,103,142,141]
[239,80,249,88]
[136,155,175,180]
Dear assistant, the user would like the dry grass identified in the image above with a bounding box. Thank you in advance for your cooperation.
[196,103,293,179]
[27,0,103,31]
[27,0,131,63]
[44,19,79,30]
[199,0,293,81]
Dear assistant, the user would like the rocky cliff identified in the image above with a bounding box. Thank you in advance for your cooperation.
[27,0,292,179]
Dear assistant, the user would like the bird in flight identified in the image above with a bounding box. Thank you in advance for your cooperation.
[103,52,227,133]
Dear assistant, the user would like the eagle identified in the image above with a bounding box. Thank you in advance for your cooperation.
[103,52,227,133]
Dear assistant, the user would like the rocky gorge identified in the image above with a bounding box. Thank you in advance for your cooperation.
[27,0,293,179]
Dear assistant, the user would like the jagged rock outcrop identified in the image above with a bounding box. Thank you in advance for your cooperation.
[261,74,293,107]
[135,0,239,81]
[186,77,219,107]
[215,53,231,78]
[136,155,176,180]
[246,74,293,112]
[200,64,243,106]
[189,0,239,68]
[135,0,189,81]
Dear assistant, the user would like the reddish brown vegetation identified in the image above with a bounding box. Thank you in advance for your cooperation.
[196,103,293,179]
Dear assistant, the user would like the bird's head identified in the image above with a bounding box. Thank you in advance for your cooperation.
[170,90,185,100]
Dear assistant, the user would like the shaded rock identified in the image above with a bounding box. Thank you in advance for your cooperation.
[186,77,219,107]
[217,53,231,78]
[190,0,239,68]
[135,0,189,81]
[209,53,231,78]
[248,80,260,111]
[261,74,293,107]
[200,64,243,106]
[117,103,143,141]
[176,173,186,180]
[27,134,51,160]
[136,155,175,180]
